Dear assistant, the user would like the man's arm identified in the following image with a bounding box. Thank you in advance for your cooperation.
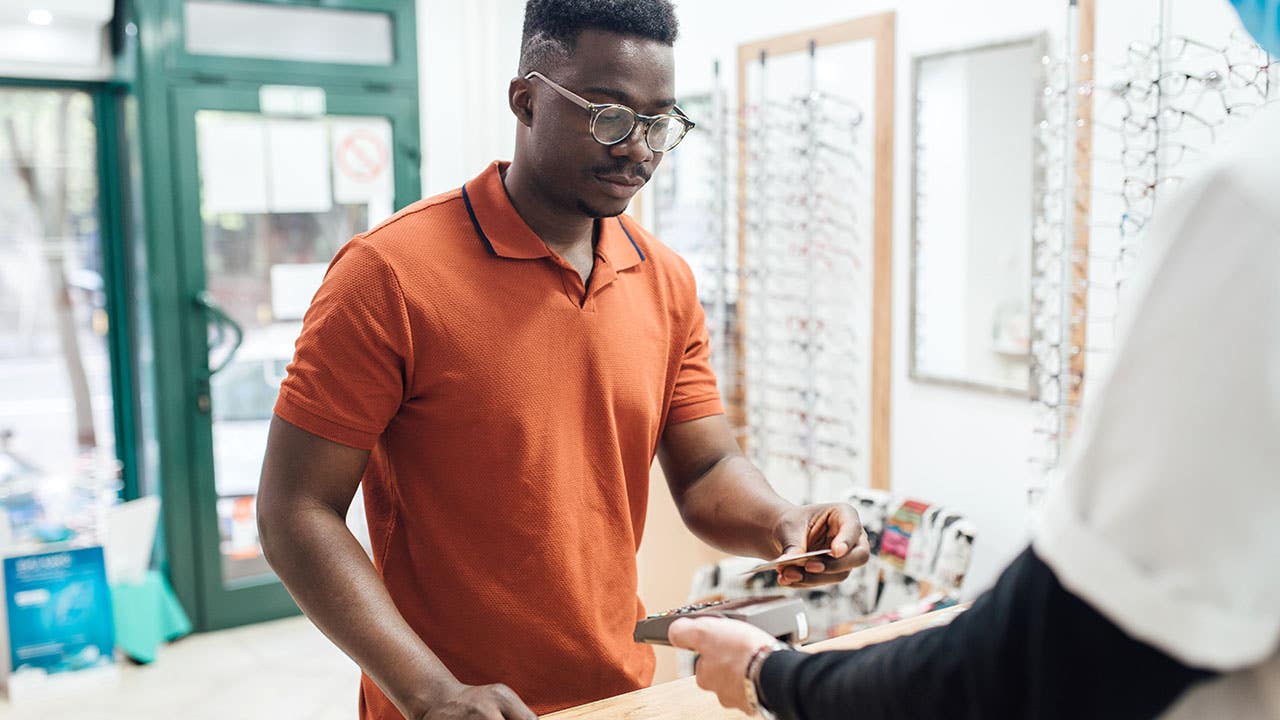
[657,414,869,586]
[656,413,789,559]
[257,415,535,720]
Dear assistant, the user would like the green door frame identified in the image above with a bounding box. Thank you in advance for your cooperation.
[131,0,420,631]
[0,77,142,502]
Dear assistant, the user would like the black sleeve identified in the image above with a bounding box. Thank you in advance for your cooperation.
[758,547,1214,720]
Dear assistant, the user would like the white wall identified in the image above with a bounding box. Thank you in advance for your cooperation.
[416,0,524,195]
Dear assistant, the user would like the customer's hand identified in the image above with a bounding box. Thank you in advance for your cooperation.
[419,683,537,720]
[668,616,780,715]
[771,502,870,587]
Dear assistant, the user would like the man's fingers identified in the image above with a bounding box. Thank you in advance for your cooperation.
[502,701,536,720]
[796,570,852,587]
[817,530,872,573]
[832,538,851,557]
[842,528,872,567]
[828,506,864,559]
[500,701,536,720]
[850,529,872,563]
[778,565,804,584]
[493,685,536,720]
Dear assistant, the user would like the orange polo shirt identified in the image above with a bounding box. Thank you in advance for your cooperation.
[274,161,723,717]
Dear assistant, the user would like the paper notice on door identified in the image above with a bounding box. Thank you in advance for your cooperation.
[331,118,394,226]
[197,113,269,216]
[270,262,329,321]
[367,195,394,230]
[266,119,333,214]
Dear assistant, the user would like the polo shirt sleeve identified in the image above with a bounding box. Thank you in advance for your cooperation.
[666,296,725,425]
[274,238,415,450]
[1033,168,1280,671]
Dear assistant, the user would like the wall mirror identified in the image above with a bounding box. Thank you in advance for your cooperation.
[910,35,1045,396]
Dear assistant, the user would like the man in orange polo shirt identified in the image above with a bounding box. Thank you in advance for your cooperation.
[257,1,869,718]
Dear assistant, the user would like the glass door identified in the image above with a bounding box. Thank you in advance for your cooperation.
[0,86,128,542]
[171,83,417,628]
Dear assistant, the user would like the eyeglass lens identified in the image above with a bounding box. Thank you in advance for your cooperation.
[592,106,686,151]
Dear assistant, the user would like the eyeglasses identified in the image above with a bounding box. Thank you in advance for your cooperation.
[1114,106,1216,135]
[1121,175,1183,202]
[524,71,695,153]
[1109,70,1226,103]
[1226,61,1274,98]
[1126,35,1225,66]
[1098,143,1197,170]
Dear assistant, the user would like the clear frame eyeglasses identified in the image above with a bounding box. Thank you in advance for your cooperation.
[524,70,696,153]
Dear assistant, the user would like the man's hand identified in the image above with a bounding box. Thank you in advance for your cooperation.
[419,683,537,720]
[668,616,780,715]
[771,503,870,587]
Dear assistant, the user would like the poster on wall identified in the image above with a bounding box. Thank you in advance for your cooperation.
[1,546,115,682]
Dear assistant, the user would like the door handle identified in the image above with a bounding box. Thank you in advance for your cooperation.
[193,291,244,376]
[399,142,421,164]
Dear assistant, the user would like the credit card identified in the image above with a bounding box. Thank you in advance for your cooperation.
[742,549,834,575]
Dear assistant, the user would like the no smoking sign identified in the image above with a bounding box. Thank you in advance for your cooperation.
[337,129,389,183]
[331,119,394,207]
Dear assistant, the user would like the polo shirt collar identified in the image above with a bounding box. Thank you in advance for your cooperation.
[462,161,647,272]
[598,212,646,273]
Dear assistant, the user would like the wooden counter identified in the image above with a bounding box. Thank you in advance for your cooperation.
[543,605,967,719]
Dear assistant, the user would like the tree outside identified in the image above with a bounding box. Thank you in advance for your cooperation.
[0,88,115,487]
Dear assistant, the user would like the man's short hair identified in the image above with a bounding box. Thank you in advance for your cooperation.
[519,0,679,75]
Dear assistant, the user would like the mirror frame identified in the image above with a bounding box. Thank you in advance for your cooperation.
[908,33,1048,398]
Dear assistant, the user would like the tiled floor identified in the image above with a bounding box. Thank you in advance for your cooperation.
[0,616,361,720]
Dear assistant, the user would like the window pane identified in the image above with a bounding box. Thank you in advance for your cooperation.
[0,89,116,539]
[184,1,395,66]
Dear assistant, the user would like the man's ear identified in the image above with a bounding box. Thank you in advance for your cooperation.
[509,77,535,128]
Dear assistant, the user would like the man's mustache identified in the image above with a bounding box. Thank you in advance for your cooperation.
[592,163,652,182]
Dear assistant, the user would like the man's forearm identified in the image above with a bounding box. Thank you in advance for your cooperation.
[759,548,1213,720]
[260,504,461,719]
[672,453,793,558]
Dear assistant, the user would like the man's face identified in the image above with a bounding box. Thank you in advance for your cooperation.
[522,29,677,218]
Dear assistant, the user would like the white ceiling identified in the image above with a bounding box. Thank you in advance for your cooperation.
[0,0,113,27]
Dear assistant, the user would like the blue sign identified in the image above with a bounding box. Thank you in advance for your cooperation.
[4,546,115,675]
